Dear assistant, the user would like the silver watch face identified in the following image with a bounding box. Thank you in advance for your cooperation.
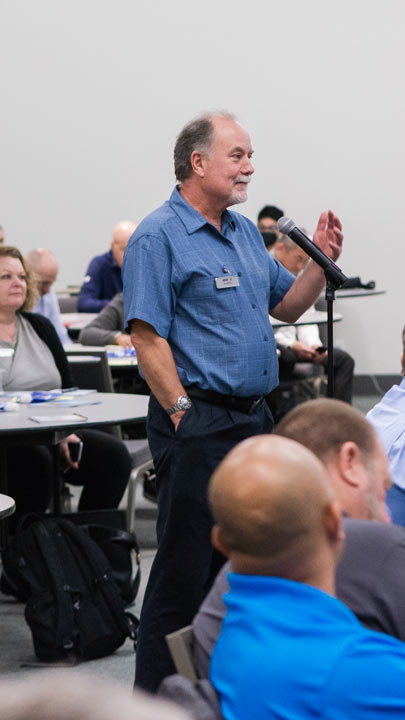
[177,395,192,411]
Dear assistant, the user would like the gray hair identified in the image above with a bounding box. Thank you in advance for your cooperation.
[174,111,236,183]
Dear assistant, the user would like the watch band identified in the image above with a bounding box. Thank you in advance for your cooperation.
[166,395,192,416]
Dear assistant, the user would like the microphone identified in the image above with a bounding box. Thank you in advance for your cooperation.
[277,216,347,288]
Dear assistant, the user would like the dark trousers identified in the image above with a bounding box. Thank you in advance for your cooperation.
[135,394,274,692]
[6,429,131,517]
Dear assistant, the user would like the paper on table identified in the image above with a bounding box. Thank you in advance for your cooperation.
[49,400,102,408]
[29,413,88,423]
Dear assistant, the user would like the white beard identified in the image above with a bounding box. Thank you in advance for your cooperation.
[229,187,248,205]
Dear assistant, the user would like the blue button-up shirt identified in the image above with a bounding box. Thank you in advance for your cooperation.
[123,187,294,396]
[367,378,405,489]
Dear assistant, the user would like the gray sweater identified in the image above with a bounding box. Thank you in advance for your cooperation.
[79,292,125,346]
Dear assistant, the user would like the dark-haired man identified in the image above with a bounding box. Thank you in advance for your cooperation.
[123,111,343,691]
[257,204,284,248]
[209,434,405,720]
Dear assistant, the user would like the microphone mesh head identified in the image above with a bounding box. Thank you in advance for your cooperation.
[277,216,295,235]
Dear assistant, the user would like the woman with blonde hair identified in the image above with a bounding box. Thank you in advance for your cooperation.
[0,246,131,522]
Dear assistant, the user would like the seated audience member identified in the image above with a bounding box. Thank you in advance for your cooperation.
[367,325,405,525]
[257,204,284,248]
[0,671,190,720]
[272,232,354,403]
[193,399,405,680]
[208,434,405,720]
[0,246,131,519]
[27,248,69,344]
[79,292,149,399]
[77,221,136,312]
[79,291,129,347]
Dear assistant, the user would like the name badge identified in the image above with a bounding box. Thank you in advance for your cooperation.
[215,275,240,290]
[0,349,14,358]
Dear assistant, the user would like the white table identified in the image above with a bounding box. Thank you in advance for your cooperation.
[0,392,149,514]
[271,310,343,329]
[335,288,386,299]
[64,344,138,367]
[61,313,98,340]
[0,493,15,519]
[61,313,97,329]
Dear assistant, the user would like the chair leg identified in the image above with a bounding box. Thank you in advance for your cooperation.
[126,460,154,532]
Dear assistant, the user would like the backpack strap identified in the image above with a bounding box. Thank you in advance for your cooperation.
[83,524,141,602]
[30,520,77,655]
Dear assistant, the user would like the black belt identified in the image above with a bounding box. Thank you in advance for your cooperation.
[185,385,263,415]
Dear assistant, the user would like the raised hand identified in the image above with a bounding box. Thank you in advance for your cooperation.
[312,210,343,262]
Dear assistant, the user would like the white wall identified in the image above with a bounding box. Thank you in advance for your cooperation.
[1,0,404,373]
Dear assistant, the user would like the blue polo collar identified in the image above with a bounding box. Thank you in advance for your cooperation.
[169,186,236,236]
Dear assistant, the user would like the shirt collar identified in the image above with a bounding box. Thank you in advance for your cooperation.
[169,186,236,236]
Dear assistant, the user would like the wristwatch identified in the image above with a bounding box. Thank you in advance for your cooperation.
[166,395,192,416]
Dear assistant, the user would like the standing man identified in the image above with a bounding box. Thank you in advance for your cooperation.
[123,111,343,692]
[27,248,70,345]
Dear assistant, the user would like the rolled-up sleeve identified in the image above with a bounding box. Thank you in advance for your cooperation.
[123,234,176,339]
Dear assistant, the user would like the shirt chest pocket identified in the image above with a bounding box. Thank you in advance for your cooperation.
[183,276,240,325]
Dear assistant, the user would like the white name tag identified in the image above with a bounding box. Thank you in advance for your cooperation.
[0,349,14,358]
[215,275,240,289]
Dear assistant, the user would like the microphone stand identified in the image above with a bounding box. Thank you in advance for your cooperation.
[324,271,344,398]
[277,218,348,399]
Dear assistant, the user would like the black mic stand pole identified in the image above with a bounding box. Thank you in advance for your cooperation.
[324,272,341,398]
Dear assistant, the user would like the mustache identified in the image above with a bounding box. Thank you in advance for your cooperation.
[234,176,251,185]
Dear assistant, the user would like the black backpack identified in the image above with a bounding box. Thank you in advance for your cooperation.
[2,517,138,663]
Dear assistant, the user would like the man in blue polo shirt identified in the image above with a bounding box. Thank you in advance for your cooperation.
[123,111,344,692]
[78,220,136,312]
[209,434,405,720]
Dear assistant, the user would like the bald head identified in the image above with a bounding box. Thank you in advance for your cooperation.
[209,435,342,582]
[27,248,59,296]
[111,221,137,267]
